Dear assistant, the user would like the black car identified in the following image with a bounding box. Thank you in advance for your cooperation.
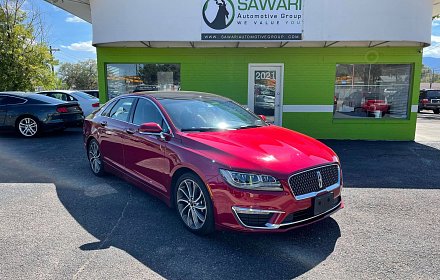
[0,92,84,137]
[419,89,440,114]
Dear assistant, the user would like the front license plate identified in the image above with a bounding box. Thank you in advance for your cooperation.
[313,192,335,216]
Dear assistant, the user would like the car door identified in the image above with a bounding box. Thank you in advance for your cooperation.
[97,97,135,170]
[0,96,6,126]
[123,97,170,193]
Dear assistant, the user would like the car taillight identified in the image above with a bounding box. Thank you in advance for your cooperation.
[92,102,100,108]
[57,107,69,113]
[422,99,429,104]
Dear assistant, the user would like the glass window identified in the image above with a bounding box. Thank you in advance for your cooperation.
[109,98,135,122]
[73,91,96,100]
[4,97,26,105]
[158,97,266,131]
[334,64,412,119]
[132,98,169,133]
[101,100,117,117]
[106,64,180,99]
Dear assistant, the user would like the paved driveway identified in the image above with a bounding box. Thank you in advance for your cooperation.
[0,114,439,280]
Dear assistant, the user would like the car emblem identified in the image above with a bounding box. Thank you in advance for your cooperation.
[317,171,323,189]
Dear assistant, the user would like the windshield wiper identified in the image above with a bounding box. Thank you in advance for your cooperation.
[237,125,264,130]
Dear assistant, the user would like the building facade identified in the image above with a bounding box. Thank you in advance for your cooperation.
[47,0,438,140]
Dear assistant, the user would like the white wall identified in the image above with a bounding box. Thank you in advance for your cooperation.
[89,0,432,45]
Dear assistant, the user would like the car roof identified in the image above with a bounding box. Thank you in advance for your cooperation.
[125,91,230,101]
[37,90,77,94]
[0,92,70,104]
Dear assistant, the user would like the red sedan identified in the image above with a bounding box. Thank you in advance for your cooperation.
[83,92,343,235]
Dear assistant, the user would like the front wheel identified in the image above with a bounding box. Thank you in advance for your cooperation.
[175,173,214,235]
[17,116,40,137]
[88,138,105,177]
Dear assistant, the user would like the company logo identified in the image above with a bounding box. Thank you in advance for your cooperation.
[317,171,323,189]
[202,0,235,30]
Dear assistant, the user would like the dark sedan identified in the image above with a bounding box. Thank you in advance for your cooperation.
[0,92,84,137]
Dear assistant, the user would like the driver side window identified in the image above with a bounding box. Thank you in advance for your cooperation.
[132,98,169,133]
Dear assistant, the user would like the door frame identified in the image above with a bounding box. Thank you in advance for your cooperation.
[247,63,284,126]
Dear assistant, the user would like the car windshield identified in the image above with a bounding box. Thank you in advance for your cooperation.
[158,97,267,132]
[73,91,96,100]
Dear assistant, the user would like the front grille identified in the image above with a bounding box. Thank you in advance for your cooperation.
[288,164,340,197]
[236,213,273,227]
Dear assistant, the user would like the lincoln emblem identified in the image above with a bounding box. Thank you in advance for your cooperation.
[317,171,323,189]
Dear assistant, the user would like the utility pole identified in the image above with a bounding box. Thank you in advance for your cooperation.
[49,46,60,74]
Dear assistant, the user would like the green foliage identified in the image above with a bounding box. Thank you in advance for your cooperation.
[58,59,98,90]
[0,0,58,91]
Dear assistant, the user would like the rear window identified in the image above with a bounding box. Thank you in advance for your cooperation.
[27,94,66,104]
[73,91,96,100]
[427,91,440,99]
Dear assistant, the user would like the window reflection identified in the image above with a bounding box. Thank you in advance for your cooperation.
[106,64,180,99]
[334,64,412,119]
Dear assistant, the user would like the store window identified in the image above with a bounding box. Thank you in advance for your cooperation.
[334,64,412,119]
[106,64,180,99]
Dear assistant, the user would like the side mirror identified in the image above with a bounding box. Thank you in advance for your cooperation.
[139,122,163,134]
[258,115,267,122]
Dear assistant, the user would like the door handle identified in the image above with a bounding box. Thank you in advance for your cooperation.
[100,121,107,127]
[126,128,136,134]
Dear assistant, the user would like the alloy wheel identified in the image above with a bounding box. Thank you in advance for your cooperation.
[18,117,38,137]
[88,140,102,174]
[176,179,208,230]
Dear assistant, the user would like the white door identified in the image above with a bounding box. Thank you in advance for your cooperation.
[248,64,284,126]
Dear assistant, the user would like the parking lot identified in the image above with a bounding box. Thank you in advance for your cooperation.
[0,113,439,280]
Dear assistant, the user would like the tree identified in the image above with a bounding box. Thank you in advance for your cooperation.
[0,0,58,91]
[58,59,98,90]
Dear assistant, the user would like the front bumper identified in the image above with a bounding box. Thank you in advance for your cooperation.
[209,175,343,233]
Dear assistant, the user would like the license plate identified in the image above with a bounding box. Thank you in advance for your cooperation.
[313,192,335,216]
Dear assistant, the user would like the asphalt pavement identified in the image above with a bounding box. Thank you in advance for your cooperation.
[0,113,439,280]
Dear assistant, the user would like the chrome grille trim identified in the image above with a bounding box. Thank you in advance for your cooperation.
[288,164,341,200]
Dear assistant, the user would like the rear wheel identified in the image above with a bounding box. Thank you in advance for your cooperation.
[17,116,39,137]
[88,138,105,177]
[434,109,440,114]
[175,173,214,235]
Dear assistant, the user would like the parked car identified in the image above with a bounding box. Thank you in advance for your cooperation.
[0,92,84,137]
[79,90,99,98]
[37,90,100,116]
[83,92,343,235]
[361,98,390,117]
[419,89,440,114]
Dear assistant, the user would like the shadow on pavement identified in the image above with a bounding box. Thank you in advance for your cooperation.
[0,129,340,280]
[323,140,440,189]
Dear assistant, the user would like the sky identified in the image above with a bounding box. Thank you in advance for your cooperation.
[30,0,96,64]
[30,0,440,63]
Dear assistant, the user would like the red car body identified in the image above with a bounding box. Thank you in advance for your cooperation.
[83,92,343,233]
[361,99,390,115]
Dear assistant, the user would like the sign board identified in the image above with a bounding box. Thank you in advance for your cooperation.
[201,0,303,41]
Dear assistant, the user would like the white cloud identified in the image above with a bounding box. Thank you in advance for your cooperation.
[61,41,96,53]
[432,35,440,43]
[66,16,86,23]
[423,45,440,58]
[433,19,440,27]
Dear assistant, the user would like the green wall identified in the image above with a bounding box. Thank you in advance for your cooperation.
[97,47,422,140]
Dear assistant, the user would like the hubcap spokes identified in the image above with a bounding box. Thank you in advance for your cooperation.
[19,118,37,136]
[88,142,101,173]
[177,179,207,230]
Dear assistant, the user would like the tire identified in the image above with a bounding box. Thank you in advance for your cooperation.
[16,116,40,137]
[175,173,214,235]
[434,109,440,114]
[87,138,106,177]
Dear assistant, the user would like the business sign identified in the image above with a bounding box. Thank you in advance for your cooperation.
[201,0,303,41]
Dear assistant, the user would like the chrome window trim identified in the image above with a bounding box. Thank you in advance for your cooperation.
[288,163,341,200]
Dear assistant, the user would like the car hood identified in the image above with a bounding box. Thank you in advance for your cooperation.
[180,125,337,177]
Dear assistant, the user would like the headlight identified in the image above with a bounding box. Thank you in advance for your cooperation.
[219,169,282,191]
